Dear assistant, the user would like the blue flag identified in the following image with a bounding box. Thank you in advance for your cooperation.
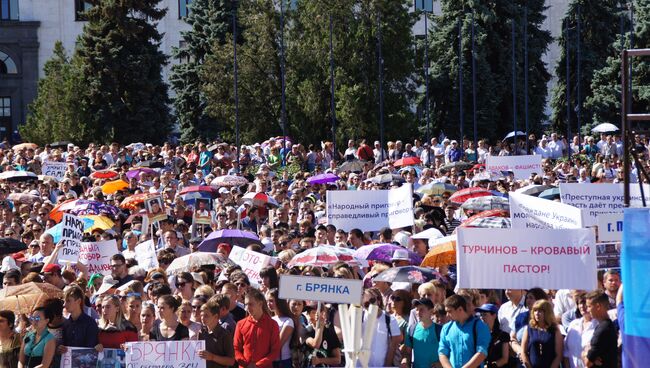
[621,208,650,368]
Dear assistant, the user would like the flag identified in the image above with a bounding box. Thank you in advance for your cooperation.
[621,208,650,368]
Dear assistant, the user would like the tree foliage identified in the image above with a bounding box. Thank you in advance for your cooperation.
[20,42,92,145]
[75,0,172,144]
[550,0,623,136]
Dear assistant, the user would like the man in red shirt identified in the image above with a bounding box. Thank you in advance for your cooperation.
[356,139,374,161]
[234,289,280,368]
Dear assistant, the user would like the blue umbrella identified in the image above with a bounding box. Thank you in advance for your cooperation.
[538,187,561,200]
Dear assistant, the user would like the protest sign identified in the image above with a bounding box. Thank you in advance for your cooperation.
[59,213,85,263]
[61,347,125,367]
[597,242,621,270]
[456,228,596,290]
[42,160,67,181]
[135,239,158,270]
[560,183,650,226]
[193,198,212,225]
[78,239,116,275]
[279,275,363,305]
[485,155,542,180]
[125,340,206,368]
[597,212,624,242]
[228,246,274,286]
[144,195,167,223]
[326,183,414,231]
[509,192,583,229]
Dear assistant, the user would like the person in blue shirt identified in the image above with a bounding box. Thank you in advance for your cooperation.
[402,298,442,368]
[438,294,491,368]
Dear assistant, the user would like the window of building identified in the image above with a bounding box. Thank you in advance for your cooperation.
[179,0,191,19]
[0,0,19,20]
[0,98,10,118]
[0,51,18,74]
[75,0,92,21]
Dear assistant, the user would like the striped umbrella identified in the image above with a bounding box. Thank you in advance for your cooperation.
[461,216,511,229]
[242,192,279,208]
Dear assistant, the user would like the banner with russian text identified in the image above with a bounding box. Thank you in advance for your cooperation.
[125,340,206,368]
[456,228,596,290]
[326,184,414,231]
[59,213,85,263]
[559,183,650,226]
[60,347,124,367]
[509,192,583,229]
[78,239,116,275]
[485,155,542,180]
[228,246,275,286]
[43,160,67,182]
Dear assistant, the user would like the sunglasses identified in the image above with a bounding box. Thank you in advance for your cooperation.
[390,295,402,302]
[29,315,41,322]
[176,282,188,288]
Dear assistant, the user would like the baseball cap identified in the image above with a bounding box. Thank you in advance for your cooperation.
[475,303,498,314]
[41,264,61,275]
[412,298,434,309]
[218,187,229,194]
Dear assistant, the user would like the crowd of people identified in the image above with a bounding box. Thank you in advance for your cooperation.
[0,132,629,368]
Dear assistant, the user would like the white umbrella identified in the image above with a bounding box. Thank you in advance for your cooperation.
[591,123,619,133]
[411,227,445,240]
[503,131,526,141]
[166,252,232,274]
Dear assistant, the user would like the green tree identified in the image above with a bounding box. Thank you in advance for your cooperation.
[75,0,172,144]
[201,0,283,144]
[170,0,236,142]
[287,0,418,146]
[20,42,92,145]
[550,0,622,136]
[586,0,647,130]
[426,0,551,142]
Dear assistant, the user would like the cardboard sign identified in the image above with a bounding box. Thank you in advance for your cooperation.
[61,347,124,367]
[42,160,67,181]
[134,239,158,270]
[144,195,167,223]
[326,183,414,231]
[559,183,650,226]
[125,340,206,368]
[193,199,213,225]
[597,212,624,243]
[456,228,597,290]
[486,155,542,180]
[279,275,363,305]
[59,213,85,263]
[509,192,583,229]
[228,246,274,286]
[78,240,117,275]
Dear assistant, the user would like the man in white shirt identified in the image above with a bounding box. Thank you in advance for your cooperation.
[497,289,526,334]
[547,133,564,159]
[534,139,552,159]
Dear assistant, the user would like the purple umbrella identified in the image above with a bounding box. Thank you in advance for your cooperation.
[197,229,262,252]
[126,167,159,180]
[67,200,121,219]
[306,173,340,185]
[354,243,422,265]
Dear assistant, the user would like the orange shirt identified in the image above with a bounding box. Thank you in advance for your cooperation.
[233,313,281,368]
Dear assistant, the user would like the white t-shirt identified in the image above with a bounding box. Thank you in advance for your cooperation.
[563,317,599,368]
[272,315,295,361]
[497,299,526,334]
[361,310,401,367]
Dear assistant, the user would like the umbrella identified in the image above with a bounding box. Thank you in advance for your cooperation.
[411,227,446,240]
[416,182,458,196]
[538,187,561,200]
[119,193,150,211]
[365,173,404,185]
[0,238,27,254]
[242,192,279,208]
[337,160,365,173]
[89,170,118,180]
[49,199,120,222]
[286,245,361,268]
[126,167,158,180]
[503,131,526,141]
[394,157,422,167]
[179,186,219,205]
[49,141,71,149]
[38,175,58,183]
[12,143,38,151]
[79,215,115,232]
[197,229,262,252]
[353,244,422,265]
[467,209,509,220]
[135,160,164,168]
[101,180,129,194]
[421,236,457,268]
[461,216,511,228]
[373,266,441,284]
[0,171,38,182]
[306,173,340,185]
[515,184,554,197]
[166,252,234,274]
[461,196,510,212]
[591,123,619,133]
[448,187,492,204]
[210,175,249,188]
[441,161,473,171]
[8,192,40,204]
[0,282,64,315]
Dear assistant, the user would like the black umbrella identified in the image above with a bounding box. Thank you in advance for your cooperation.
[373,266,442,284]
[441,161,473,171]
[136,160,164,168]
[0,238,27,255]
[49,141,71,149]
[366,173,404,185]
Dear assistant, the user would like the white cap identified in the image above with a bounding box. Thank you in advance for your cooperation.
[0,257,18,273]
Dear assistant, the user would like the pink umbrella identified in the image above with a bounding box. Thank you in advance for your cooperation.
[287,246,361,268]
